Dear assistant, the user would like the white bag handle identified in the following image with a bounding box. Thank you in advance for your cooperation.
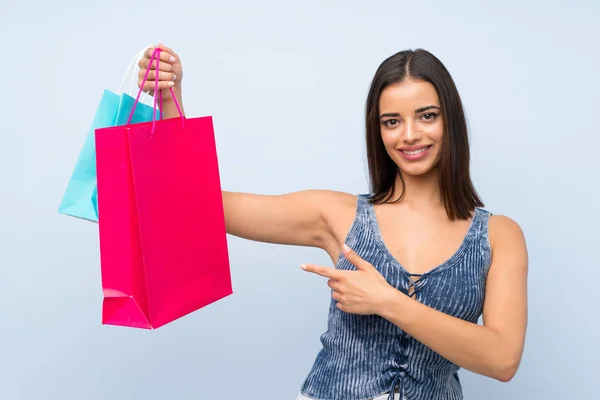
[116,45,155,101]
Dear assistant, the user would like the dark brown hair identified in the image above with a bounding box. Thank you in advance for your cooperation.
[365,49,483,220]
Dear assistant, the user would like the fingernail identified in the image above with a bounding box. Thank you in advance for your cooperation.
[300,264,307,270]
[168,81,175,87]
[172,74,177,81]
[343,244,351,253]
[170,56,176,62]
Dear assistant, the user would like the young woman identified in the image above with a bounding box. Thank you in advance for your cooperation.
[138,44,528,400]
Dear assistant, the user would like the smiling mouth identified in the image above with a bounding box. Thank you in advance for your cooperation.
[400,145,432,155]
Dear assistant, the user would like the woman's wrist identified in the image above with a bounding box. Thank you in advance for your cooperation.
[376,286,407,320]
[160,86,185,118]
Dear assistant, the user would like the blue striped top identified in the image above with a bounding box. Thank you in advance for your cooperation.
[299,194,492,400]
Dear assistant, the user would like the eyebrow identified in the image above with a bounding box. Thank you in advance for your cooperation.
[379,105,441,120]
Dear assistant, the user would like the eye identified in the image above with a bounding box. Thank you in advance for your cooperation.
[421,112,438,121]
[382,119,399,128]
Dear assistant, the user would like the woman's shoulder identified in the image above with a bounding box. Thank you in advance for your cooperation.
[486,212,526,251]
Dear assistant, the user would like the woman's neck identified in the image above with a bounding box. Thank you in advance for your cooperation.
[390,169,442,210]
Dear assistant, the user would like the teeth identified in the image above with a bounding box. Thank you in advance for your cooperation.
[402,146,429,155]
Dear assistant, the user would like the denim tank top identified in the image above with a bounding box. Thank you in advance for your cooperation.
[299,194,492,400]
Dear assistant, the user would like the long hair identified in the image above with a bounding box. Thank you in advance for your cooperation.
[365,49,483,220]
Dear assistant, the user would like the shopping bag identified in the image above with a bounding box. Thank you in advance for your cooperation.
[58,47,157,222]
[94,47,232,329]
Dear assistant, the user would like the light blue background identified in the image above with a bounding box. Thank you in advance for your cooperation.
[1,0,599,399]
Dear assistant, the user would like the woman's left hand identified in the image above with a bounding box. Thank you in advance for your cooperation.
[301,244,396,315]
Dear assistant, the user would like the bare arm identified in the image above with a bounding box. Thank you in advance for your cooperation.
[164,89,341,247]
[302,214,529,382]
[161,86,341,248]
[222,190,344,248]
[162,87,344,248]
[378,215,529,381]
[140,45,352,249]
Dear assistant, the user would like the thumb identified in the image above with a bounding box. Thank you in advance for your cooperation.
[342,244,374,272]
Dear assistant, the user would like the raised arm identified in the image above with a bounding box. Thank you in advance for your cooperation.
[137,44,354,250]
[223,190,337,248]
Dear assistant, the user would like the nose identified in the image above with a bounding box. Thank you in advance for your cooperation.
[403,121,421,143]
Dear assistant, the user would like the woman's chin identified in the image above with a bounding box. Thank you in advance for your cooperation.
[397,162,438,178]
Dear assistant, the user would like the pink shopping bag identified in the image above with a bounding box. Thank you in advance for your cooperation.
[94,47,232,329]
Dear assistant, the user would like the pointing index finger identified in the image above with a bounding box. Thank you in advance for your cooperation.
[301,264,343,279]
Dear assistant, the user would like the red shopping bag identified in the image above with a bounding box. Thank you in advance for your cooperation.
[94,48,232,329]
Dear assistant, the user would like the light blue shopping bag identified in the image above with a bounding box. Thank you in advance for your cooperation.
[59,47,158,222]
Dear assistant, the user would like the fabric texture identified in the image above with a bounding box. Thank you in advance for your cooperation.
[299,194,492,400]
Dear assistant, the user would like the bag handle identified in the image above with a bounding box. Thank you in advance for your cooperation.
[127,47,185,133]
[117,45,153,99]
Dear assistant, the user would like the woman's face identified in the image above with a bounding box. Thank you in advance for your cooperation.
[379,79,444,177]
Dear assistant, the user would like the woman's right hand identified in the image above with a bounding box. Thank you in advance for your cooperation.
[137,43,184,116]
